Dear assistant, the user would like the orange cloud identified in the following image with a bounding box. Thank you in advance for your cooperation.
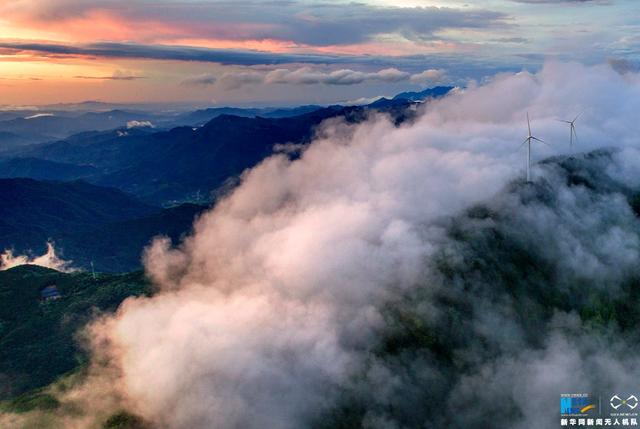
[4,10,178,43]
[2,3,285,47]
[0,0,507,51]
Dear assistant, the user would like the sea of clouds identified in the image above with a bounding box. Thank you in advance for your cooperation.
[73,62,640,428]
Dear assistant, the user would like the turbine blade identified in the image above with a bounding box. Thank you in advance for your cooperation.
[532,136,548,145]
[519,138,529,149]
[527,112,531,135]
[572,126,578,143]
[557,119,572,124]
[573,111,582,123]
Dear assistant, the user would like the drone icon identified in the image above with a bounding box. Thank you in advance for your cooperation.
[610,395,638,410]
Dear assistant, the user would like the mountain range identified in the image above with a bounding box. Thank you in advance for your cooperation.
[4,88,452,204]
[0,87,453,272]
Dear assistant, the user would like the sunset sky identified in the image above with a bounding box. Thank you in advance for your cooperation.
[0,0,637,106]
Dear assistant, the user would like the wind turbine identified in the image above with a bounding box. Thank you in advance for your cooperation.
[520,112,546,182]
[558,113,581,150]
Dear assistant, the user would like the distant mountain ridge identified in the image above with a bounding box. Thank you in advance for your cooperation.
[392,85,454,101]
[1,87,455,205]
[0,109,158,141]
[0,87,455,151]
[365,86,453,108]
[177,104,324,126]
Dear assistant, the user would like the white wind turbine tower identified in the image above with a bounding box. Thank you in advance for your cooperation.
[558,112,581,150]
[520,112,546,182]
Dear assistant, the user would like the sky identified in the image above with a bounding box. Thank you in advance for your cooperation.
[0,0,638,106]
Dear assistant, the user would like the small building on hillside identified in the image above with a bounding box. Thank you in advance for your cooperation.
[40,284,61,301]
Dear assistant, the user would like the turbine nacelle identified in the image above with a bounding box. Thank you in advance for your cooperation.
[557,112,581,149]
[520,112,548,183]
